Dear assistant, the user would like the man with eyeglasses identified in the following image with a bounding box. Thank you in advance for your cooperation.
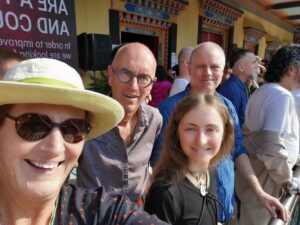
[77,42,162,204]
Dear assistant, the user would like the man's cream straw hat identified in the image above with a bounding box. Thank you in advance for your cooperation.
[0,58,124,139]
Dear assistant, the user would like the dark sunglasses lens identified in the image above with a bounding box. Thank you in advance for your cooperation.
[16,114,51,141]
[60,119,91,143]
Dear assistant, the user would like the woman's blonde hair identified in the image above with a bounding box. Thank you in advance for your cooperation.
[152,94,234,185]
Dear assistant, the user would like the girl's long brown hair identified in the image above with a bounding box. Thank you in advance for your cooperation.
[152,94,234,185]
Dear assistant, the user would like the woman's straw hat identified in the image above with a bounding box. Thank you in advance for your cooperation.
[0,58,124,140]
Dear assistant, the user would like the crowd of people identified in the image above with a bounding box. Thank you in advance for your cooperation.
[0,41,300,225]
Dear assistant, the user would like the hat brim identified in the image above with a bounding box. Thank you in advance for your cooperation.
[0,82,124,140]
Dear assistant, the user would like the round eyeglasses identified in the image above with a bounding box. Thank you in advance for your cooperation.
[111,66,156,88]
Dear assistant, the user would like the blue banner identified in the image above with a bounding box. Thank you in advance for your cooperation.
[204,11,232,25]
[124,3,170,20]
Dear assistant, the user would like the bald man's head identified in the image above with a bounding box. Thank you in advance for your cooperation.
[112,42,156,69]
[188,42,226,95]
[177,47,194,78]
[108,42,157,116]
[178,47,194,63]
[190,42,225,66]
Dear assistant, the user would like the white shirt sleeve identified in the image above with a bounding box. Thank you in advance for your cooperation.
[262,93,291,132]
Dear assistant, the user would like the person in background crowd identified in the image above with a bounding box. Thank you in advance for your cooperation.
[246,56,266,94]
[145,94,234,225]
[246,76,260,95]
[0,58,168,225]
[169,47,194,96]
[219,63,232,86]
[292,88,300,166]
[77,43,163,204]
[257,56,266,77]
[218,47,259,127]
[256,57,267,87]
[172,64,179,77]
[167,65,177,83]
[151,42,289,224]
[235,44,300,225]
[149,65,172,108]
[0,50,24,79]
[261,59,269,68]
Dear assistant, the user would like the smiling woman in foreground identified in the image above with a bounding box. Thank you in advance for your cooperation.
[0,58,168,225]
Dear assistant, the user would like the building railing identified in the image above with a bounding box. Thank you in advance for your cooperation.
[268,166,300,225]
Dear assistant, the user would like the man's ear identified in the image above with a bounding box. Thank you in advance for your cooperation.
[184,59,189,68]
[285,65,296,78]
[238,62,244,72]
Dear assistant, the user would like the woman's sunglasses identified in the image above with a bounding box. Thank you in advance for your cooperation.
[3,113,91,144]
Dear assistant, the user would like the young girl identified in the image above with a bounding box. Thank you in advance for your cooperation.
[145,94,234,225]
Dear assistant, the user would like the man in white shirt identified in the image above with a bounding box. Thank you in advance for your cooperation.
[292,89,300,166]
[236,44,300,225]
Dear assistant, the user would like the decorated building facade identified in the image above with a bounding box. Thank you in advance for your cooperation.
[75,0,297,71]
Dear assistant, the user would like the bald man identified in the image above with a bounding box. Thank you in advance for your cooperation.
[77,43,162,202]
[169,46,193,96]
[151,42,288,223]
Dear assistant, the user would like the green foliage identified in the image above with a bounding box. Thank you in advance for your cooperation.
[88,70,111,96]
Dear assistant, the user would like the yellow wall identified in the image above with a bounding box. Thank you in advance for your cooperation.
[75,0,110,34]
[233,17,244,48]
[75,0,111,86]
[75,0,295,84]
[76,0,200,57]
[233,10,293,58]
[176,0,199,54]
[75,0,294,57]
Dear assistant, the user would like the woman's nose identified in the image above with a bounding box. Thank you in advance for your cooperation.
[39,128,65,156]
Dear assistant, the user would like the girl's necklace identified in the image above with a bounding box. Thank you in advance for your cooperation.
[189,171,210,196]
